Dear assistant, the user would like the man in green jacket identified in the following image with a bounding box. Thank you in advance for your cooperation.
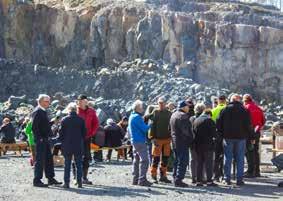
[211,95,227,122]
[145,97,172,184]
[211,95,227,181]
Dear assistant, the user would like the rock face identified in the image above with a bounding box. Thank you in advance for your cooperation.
[0,0,282,102]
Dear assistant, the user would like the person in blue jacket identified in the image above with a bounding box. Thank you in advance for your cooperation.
[128,100,152,187]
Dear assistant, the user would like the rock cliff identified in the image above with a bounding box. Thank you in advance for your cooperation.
[0,0,282,102]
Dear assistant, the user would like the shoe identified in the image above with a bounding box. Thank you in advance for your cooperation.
[48,178,62,186]
[151,175,158,184]
[207,182,218,187]
[174,181,189,188]
[78,183,83,188]
[223,180,231,186]
[33,180,48,188]
[254,173,261,177]
[82,179,93,185]
[62,183,70,189]
[244,173,255,178]
[196,182,203,187]
[159,176,171,184]
[132,180,138,185]
[236,180,245,186]
[214,177,221,182]
[138,180,153,187]
[192,179,196,184]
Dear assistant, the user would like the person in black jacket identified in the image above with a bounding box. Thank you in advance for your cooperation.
[170,101,194,187]
[189,103,206,184]
[192,109,218,187]
[31,94,62,187]
[216,94,254,186]
[0,118,16,143]
[104,119,124,161]
[59,103,86,189]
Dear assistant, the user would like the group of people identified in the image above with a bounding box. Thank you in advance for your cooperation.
[30,94,99,188]
[1,92,281,189]
[128,93,266,187]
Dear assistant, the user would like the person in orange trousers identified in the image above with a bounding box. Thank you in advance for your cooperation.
[145,97,172,183]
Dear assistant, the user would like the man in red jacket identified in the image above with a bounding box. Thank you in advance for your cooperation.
[243,94,265,178]
[77,95,99,184]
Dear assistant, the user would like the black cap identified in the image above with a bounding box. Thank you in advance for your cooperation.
[122,116,128,121]
[218,95,226,100]
[77,94,88,100]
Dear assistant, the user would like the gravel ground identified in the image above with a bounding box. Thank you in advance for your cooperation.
[0,150,282,201]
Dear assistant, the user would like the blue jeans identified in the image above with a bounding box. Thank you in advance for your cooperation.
[64,154,83,184]
[223,139,246,182]
[173,146,189,182]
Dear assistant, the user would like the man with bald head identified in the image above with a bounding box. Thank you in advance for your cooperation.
[216,94,254,186]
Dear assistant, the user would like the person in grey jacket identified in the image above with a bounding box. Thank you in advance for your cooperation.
[170,101,194,187]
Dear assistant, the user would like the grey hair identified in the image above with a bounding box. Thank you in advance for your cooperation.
[66,102,77,113]
[37,94,50,104]
[132,100,143,111]
[230,94,241,102]
[194,102,206,114]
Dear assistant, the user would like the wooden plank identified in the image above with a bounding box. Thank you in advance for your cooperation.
[0,142,28,156]
[91,145,132,151]
[271,149,283,153]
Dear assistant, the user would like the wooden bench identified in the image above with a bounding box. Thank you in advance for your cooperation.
[0,142,28,156]
[91,144,132,151]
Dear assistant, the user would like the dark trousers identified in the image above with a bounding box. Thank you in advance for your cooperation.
[246,134,260,175]
[83,139,92,179]
[214,139,224,179]
[173,146,189,182]
[196,145,214,183]
[190,147,197,181]
[64,154,82,184]
[93,150,103,162]
[107,149,113,160]
[34,140,55,182]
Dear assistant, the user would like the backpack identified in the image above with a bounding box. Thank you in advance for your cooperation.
[92,126,105,147]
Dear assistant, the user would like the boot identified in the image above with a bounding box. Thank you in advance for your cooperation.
[151,175,158,184]
[159,166,170,183]
[159,176,171,184]
[62,183,70,189]
[83,167,93,185]
[174,180,189,188]
[48,178,62,186]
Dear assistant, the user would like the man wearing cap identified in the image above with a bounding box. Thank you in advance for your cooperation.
[77,95,99,185]
[31,94,62,187]
[59,103,86,188]
[243,94,265,178]
[170,101,194,187]
[145,97,172,184]
[211,95,227,181]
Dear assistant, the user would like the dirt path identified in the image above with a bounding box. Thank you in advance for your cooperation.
[0,152,282,201]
